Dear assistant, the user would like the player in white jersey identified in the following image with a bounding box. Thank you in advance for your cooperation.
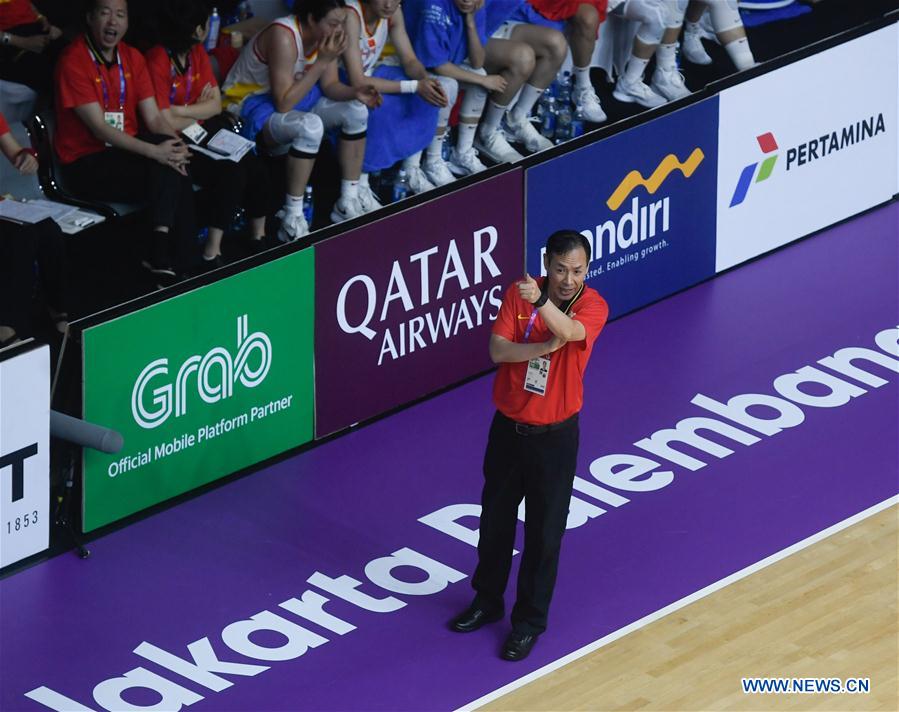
[477,0,568,162]
[598,0,755,107]
[673,0,756,71]
[222,0,379,240]
[339,0,457,201]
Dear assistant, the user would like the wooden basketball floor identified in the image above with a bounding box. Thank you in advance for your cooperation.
[480,503,898,711]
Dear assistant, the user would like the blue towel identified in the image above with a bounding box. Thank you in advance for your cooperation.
[239,85,324,139]
[739,2,811,28]
[363,65,441,173]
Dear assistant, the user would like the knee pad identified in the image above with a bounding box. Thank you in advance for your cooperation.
[340,100,369,138]
[708,0,743,33]
[625,0,665,45]
[434,76,459,126]
[265,111,324,157]
[665,0,689,28]
[459,67,488,119]
[434,74,459,107]
[460,84,488,119]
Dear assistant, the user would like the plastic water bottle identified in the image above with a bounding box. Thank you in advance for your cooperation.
[541,97,557,138]
[205,8,221,51]
[392,168,410,203]
[555,106,572,144]
[557,71,572,107]
[571,106,585,139]
[441,133,451,162]
[238,1,254,20]
[230,207,247,234]
[303,186,314,225]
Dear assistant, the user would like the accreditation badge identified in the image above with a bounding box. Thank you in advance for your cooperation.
[524,355,550,396]
[181,122,208,144]
[104,111,125,132]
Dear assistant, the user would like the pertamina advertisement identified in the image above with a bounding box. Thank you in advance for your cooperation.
[315,170,524,437]
[526,97,718,318]
[716,25,897,272]
[82,251,315,531]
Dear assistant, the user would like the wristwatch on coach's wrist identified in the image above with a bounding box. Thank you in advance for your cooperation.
[532,290,548,308]
[1,32,12,46]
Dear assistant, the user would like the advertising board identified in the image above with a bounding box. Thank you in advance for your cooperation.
[315,170,524,437]
[82,251,315,531]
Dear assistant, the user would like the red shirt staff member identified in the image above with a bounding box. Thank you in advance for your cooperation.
[145,0,275,266]
[450,229,608,662]
[54,0,194,280]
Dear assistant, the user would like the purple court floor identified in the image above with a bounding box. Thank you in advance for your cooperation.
[1,202,897,712]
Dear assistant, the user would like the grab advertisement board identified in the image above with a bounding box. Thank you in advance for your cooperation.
[82,251,315,531]
[314,170,524,437]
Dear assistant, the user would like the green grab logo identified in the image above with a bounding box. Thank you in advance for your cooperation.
[131,315,272,429]
[82,251,314,531]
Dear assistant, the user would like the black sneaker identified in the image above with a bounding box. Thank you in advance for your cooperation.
[198,254,226,272]
[142,260,178,290]
[141,259,177,277]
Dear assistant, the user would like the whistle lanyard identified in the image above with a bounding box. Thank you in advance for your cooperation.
[86,36,125,111]
[168,51,193,106]
[522,283,585,344]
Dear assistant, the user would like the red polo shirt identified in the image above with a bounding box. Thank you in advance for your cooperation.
[0,0,39,31]
[528,0,607,23]
[0,111,10,136]
[492,278,608,425]
[54,34,156,165]
[145,44,217,111]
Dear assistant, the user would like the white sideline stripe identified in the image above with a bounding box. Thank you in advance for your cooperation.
[458,495,899,711]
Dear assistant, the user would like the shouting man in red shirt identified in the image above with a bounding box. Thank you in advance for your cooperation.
[450,229,609,661]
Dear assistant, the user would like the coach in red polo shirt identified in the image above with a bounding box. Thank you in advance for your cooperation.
[54,0,194,279]
[450,229,609,662]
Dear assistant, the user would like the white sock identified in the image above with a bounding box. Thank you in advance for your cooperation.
[427,133,445,159]
[725,37,756,71]
[574,65,592,91]
[284,193,303,217]
[341,179,359,201]
[510,84,543,124]
[457,121,478,152]
[402,151,422,170]
[360,173,370,187]
[480,101,508,135]
[656,43,677,71]
[685,20,703,36]
[623,56,650,83]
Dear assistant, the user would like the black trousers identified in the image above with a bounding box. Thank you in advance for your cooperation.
[189,149,274,230]
[0,218,67,337]
[472,411,579,635]
[62,134,194,230]
[63,135,197,268]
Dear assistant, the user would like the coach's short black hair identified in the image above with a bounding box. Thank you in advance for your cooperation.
[545,230,591,264]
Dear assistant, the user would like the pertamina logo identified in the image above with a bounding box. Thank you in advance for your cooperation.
[729,132,778,207]
[549,148,705,274]
[131,315,272,429]
[729,114,886,208]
